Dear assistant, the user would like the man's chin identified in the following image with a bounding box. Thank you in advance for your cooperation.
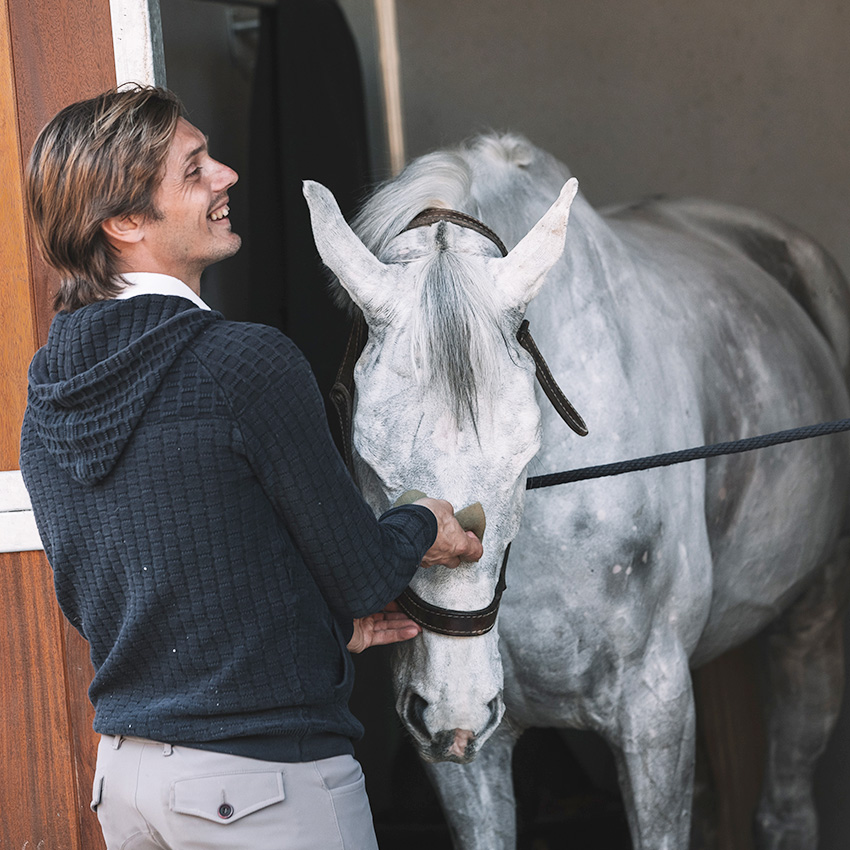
[214,231,243,261]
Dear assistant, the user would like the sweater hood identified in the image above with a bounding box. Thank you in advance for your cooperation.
[26,296,220,485]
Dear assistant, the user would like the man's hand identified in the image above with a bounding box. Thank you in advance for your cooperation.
[415,497,485,568]
[347,603,422,653]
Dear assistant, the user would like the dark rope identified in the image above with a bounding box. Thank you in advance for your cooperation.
[526,418,850,490]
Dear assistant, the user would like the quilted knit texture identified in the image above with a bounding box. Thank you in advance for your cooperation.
[20,295,436,760]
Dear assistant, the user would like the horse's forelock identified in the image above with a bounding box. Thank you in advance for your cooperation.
[411,249,505,429]
[344,137,528,426]
[328,151,474,315]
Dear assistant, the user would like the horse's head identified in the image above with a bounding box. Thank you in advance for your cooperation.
[304,176,578,762]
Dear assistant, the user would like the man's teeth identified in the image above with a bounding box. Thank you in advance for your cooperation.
[209,205,230,221]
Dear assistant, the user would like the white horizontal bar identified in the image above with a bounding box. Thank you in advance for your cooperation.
[0,511,44,552]
[0,470,44,552]
[0,470,31,513]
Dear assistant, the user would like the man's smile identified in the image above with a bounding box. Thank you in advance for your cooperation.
[209,202,230,222]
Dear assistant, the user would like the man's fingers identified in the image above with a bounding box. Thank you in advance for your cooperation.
[369,622,421,645]
[464,530,484,560]
[415,496,485,568]
[372,611,417,627]
[349,612,422,653]
[441,531,484,568]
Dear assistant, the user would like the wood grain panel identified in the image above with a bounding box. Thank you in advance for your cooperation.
[0,0,36,471]
[0,550,81,849]
[65,622,103,850]
[2,1,115,847]
[8,0,116,345]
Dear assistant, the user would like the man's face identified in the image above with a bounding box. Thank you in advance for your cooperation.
[142,118,241,284]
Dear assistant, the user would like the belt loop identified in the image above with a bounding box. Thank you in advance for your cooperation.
[163,743,173,757]
[112,735,123,750]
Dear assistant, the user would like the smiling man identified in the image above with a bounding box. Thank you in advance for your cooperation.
[101,117,242,289]
[20,86,482,849]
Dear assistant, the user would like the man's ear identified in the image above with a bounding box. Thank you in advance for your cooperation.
[101,214,145,246]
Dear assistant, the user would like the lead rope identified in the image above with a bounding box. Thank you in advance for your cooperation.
[526,418,850,489]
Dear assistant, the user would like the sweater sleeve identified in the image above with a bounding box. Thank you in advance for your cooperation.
[210,325,437,622]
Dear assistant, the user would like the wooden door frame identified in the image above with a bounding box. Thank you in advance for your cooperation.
[0,1,160,846]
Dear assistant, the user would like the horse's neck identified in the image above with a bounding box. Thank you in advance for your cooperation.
[530,195,630,323]
[477,183,627,310]
[519,195,655,460]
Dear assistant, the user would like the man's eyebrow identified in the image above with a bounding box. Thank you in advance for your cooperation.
[183,136,209,163]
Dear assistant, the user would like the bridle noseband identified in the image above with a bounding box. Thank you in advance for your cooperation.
[330,208,587,637]
[396,544,511,637]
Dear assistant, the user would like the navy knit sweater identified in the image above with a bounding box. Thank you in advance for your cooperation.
[20,295,436,762]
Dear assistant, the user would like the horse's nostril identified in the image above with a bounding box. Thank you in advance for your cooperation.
[484,695,505,735]
[405,691,431,742]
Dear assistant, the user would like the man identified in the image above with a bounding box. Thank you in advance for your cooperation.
[20,86,482,849]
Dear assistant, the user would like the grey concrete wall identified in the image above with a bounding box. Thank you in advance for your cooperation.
[396,0,850,277]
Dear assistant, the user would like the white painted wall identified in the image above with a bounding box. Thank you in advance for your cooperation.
[109,0,166,86]
[0,472,42,552]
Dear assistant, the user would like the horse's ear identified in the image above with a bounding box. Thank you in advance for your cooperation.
[302,180,395,318]
[490,178,578,308]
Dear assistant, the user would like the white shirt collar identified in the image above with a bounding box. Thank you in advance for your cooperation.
[114,272,211,311]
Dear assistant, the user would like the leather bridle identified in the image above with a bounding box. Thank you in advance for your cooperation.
[330,208,587,636]
[396,544,511,637]
[401,207,509,256]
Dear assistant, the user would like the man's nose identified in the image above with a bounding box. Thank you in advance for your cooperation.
[212,159,238,191]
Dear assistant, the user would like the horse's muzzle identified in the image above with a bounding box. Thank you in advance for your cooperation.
[400,689,504,763]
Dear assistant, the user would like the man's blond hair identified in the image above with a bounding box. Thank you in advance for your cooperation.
[26,86,183,312]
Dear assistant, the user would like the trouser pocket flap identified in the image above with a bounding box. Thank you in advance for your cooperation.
[90,775,104,812]
[171,771,285,824]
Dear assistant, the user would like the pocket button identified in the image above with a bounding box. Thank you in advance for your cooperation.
[218,803,234,820]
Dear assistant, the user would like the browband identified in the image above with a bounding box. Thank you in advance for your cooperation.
[401,208,509,258]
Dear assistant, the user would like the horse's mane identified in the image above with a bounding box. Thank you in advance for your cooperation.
[352,151,475,260]
[346,136,539,427]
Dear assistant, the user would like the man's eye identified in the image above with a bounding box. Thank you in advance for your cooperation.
[187,166,202,178]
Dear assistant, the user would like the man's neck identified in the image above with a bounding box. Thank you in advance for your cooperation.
[115,272,210,311]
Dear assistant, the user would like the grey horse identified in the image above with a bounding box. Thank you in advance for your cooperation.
[303,132,850,849]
